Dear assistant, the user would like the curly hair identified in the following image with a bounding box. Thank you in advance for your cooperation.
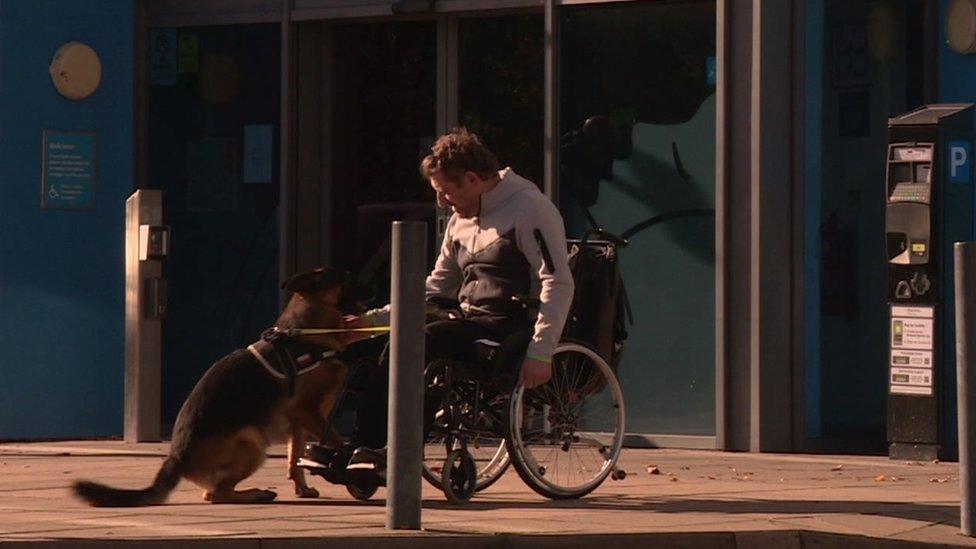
[420,128,499,181]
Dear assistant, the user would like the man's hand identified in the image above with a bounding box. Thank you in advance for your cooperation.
[341,315,375,345]
[518,357,552,390]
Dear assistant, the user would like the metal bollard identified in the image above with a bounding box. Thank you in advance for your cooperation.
[955,242,976,536]
[387,221,427,530]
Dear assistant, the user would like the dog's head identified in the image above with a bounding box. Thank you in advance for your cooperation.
[277,267,349,342]
[281,267,349,307]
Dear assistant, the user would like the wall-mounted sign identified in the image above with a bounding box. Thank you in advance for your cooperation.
[41,130,96,210]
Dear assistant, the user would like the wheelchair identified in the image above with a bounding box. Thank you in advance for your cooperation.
[421,329,627,503]
[300,232,628,504]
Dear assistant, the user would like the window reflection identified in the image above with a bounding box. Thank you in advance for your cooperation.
[559,1,717,435]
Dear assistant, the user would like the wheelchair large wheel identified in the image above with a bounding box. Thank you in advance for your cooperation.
[505,342,625,499]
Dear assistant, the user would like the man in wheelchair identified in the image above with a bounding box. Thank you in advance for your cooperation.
[307,128,575,479]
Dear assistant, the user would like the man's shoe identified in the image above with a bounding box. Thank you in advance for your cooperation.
[298,443,338,469]
[345,446,387,474]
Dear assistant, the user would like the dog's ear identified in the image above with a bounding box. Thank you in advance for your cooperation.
[281,267,349,294]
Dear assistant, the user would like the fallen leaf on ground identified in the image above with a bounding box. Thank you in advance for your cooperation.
[930,477,950,483]
[707,475,717,480]
[933,459,940,464]
[669,477,679,482]
[647,466,660,475]
[681,466,691,470]
[831,464,844,471]
[874,474,886,482]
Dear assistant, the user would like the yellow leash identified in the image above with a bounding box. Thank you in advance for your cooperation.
[276,326,392,337]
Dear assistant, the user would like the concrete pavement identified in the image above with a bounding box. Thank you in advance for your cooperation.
[0,441,971,547]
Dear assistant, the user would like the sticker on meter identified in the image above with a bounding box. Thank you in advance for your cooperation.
[890,367,933,395]
[890,316,934,350]
[891,349,932,367]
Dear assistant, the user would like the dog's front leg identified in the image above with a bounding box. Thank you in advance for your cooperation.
[288,425,319,498]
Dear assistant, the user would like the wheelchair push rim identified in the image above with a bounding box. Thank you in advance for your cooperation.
[506,342,626,499]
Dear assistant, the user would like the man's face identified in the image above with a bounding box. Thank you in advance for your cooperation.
[430,172,482,218]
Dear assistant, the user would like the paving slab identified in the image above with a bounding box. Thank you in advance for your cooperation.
[0,441,973,547]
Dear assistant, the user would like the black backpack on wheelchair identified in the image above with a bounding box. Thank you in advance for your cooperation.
[563,232,632,378]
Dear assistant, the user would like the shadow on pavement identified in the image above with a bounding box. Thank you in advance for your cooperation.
[263,495,959,528]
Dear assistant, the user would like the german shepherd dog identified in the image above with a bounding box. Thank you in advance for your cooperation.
[73,267,351,506]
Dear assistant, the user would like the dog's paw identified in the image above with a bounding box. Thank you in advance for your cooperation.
[257,489,278,503]
[295,485,319,498]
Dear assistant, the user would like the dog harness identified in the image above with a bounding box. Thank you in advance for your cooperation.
[247,328,336,395]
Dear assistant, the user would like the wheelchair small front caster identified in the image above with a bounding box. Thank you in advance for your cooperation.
[347,480,379,501]
[441,449,477,504]
[611,467,627,481]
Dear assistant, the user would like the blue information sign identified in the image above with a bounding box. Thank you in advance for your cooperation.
[41,130,96,210]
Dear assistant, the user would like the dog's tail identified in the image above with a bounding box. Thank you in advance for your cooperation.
[72,457,181,507]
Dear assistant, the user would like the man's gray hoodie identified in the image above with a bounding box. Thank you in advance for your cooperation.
[366,168,574,362]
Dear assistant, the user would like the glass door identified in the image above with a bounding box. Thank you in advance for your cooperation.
[328,21,439,304]
[455,13,544,187]
[558,1,718,436]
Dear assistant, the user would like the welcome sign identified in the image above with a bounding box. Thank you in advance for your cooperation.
[41,130,96,210]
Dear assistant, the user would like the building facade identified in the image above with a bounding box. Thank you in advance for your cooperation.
[4,0,976,455]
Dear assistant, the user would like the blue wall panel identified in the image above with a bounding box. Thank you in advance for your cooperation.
[0,0,133,438]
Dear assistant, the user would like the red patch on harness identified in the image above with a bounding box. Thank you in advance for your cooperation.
[297,353,313,367]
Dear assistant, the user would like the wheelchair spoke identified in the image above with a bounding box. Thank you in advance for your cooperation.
[509,343,625,499]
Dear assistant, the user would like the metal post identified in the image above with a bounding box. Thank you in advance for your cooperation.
[124,190,162,442]
[387,221,427,530]
[957,242,976,536]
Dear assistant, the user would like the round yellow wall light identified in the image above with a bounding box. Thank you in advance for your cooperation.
[947,0,976,55]
[49,41,102,101]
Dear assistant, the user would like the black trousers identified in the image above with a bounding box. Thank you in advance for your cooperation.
[352,314,531,449]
